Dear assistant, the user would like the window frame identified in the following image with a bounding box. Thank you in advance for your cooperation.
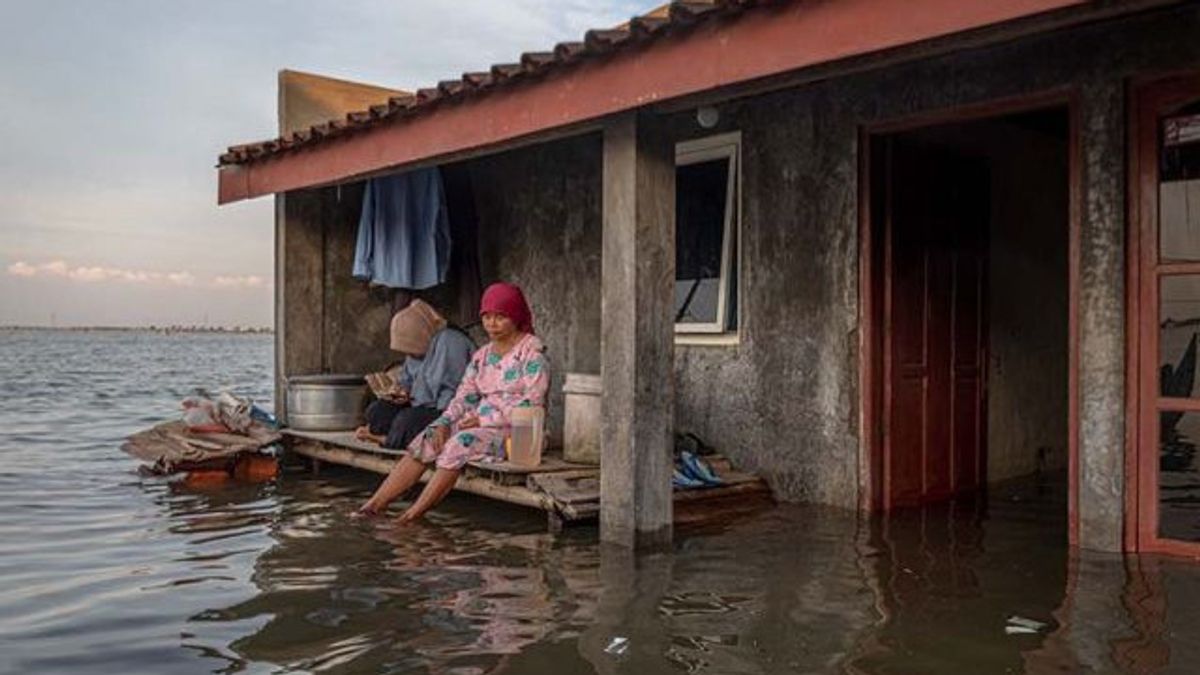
[673,131,742,338]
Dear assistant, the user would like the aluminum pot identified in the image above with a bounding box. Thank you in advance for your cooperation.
[285,374,368,431]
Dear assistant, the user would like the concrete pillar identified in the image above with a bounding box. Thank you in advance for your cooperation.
[600,111,676,548]
[274,194,287,422]
[1077,79,1126,552]
[274,190,326,423]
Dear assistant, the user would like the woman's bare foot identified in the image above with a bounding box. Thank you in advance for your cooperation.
[354,426,385,445]
[351,502,383,519]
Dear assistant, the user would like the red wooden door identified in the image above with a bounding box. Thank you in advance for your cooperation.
[883,138,989,507]
[1134,73,1200,556]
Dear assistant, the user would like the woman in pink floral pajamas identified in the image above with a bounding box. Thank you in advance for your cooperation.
[356,282,549,523]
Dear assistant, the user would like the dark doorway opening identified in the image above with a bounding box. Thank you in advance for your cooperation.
[866,106,1071,511]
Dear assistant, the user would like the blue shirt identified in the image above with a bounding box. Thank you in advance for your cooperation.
[352,168,451,290]
[397,328,475,410]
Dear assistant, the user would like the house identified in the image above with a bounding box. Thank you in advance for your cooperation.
[217,0,1200,555]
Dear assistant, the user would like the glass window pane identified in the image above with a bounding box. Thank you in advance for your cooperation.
[1159,411,1200,542]
[1160,276,1200,399]
[1160,108,1200,261]
[675,158,730,325]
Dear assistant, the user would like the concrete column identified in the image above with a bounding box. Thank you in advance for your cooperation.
[600,111,676,548]
[274,194,287,422]
[1077,79,1126,552]
[275,190,326,423]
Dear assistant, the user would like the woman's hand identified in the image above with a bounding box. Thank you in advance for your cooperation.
[457,414,480,430]
[432,424,450,451]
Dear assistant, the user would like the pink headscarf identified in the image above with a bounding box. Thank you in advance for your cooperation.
[480,282,535,335]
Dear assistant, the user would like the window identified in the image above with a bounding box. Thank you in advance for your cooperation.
[675,132,740,335]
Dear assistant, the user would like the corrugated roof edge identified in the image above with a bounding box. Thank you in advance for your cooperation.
[217,0,771,166]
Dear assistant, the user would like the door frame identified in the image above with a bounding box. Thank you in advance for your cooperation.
[858,89,1083,545]
[1127,70,1200,557]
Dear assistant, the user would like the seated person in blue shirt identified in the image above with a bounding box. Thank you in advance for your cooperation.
[355,299,474,449]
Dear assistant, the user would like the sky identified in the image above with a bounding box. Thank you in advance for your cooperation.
[0,0,646,328]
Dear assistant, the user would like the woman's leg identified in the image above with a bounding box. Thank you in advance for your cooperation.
[357,455,428,515]
[365,399,404,435]
[383,405,442,449]
[396,428,502,522]
[397,467,461,523]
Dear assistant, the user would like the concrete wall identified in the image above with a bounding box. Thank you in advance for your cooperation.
[275,184,394,421]
[468,136,605,442]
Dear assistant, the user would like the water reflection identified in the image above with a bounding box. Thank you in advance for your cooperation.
[175,465,1200,674]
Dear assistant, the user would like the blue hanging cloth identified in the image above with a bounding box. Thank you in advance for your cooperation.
[353,168,451,289]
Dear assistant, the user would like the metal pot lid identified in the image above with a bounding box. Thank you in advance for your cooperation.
[287,373,365,386]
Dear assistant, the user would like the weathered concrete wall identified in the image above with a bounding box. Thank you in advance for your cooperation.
[319,183,397,377]
[469,135,604,442]
[276,183,395,420]
[662,4,1200,547]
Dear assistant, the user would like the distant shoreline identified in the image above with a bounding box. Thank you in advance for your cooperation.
[0,325,273,335]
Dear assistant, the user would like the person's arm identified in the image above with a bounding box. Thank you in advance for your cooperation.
[432,350,483,427]
[422,332,473,411]
[491,345,551,427]
[515,349,550,409]
[394,360,415,393]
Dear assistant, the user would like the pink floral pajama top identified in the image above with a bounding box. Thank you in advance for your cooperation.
[407,333,550,470]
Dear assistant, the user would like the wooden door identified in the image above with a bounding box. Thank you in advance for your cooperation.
[883,138,989,507]
[1134,73,1200,555]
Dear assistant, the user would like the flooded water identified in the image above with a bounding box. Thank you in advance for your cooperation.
[2,329,1200,673]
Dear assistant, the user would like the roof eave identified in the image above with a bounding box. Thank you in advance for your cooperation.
[218,0,1089,204]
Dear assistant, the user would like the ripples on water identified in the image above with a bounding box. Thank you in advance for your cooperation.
[2,329,1200,674]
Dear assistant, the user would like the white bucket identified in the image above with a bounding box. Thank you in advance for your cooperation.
[562,373,602,465]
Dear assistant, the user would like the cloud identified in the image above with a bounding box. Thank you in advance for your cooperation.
[213,274,266,289]
[7,261,36,276]
[6,259,261,289]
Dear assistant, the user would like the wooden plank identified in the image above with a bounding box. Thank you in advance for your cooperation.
[283,429,406,456]
[285,434,772,525]
[288,441,556,511]
[672,479,771,504]
[281,429,593,473]
[529,474,601,505]
[527,469,601,487]
[552,479,772,522]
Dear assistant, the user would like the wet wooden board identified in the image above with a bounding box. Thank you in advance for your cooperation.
[287,441,555,511]
[281,430,771,528]
[528,457,770,521]
[281,429,592,476]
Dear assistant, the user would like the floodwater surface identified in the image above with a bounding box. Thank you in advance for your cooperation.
[2,329,1200,674]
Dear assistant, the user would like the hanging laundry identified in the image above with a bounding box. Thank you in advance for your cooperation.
[353,167,451,289]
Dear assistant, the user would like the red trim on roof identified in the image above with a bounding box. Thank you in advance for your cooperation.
[217,0,1085,203]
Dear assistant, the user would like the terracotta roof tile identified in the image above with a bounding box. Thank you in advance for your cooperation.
[553,41,586,61]
[584,28,631,51]
[490,63,522,81]
[462,71,493,89]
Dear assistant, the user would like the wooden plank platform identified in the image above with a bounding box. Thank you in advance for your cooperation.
[281,429,773,530]
[284,429,590,485]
